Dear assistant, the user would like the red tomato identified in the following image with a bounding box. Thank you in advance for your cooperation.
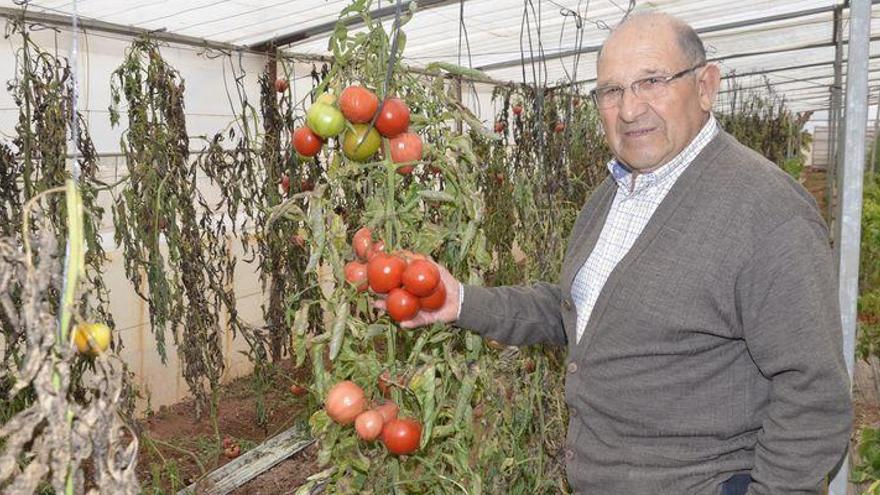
[386,288,420,322]
[512,104,523,116]
[375,98,410,138]
[396,165,414,176]
[355,410,385,441]
[292,127,322,157]
[419,282,446,311]
[222,436,234,449]
[224,445,241,459]
[367,254,406,293]
[554,121,565,133]
[395,249,427,265]
[300,179,314,192]
[325,381,366,425]
[374,401,399,423]
[382,418,422,455]
[274,78,288,93]
[344,261,368,292]
[352,227,373,260]
[389,133,423,164]
[280,174,290,195]
[367,240,386,260]
[339,85,379,124]
[290,384,308,396]
[494,121,505,133]
[402,259,440,297]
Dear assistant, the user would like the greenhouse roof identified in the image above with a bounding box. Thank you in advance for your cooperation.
[0,0,878,113]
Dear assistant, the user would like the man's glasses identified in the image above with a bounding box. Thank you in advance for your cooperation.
[590,63,706,109]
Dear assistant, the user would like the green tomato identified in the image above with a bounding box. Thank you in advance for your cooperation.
[306,103,345,138]
[342,124,381,162]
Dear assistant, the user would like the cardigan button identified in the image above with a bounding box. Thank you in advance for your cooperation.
[565,449,575,461]
[562,298,572,311]
[567,362,578,374]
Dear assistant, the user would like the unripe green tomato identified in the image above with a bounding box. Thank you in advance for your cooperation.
[342,124,381,161]
[306,103,345,138]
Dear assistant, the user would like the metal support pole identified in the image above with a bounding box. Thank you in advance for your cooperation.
[870,88,880,177]
[827,6,843,232]
[828,0,872,493]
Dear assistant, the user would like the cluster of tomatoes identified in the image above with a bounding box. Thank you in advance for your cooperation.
[291,85,424,175]
[343,227,446,322]
[324,380,422,455]
[222,436,241,459]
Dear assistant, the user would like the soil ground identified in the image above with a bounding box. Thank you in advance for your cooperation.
[136,360,319,494]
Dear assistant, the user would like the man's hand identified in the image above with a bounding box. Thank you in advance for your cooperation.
[373,260,461,329]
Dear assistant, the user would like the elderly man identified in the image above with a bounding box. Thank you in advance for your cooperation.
[385,12,852,494]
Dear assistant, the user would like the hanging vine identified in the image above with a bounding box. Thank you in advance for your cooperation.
[109,38,232,417]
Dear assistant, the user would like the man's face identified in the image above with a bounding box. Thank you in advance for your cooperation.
[595,19,718,171]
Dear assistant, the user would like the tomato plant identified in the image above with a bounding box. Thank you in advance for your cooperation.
[266,4,570,493]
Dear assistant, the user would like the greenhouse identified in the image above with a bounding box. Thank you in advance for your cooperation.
[0,0,877,493]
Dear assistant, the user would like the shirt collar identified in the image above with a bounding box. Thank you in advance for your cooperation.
[607,114,718,194]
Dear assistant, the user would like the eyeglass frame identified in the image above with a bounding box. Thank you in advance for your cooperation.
[589,63,707,109]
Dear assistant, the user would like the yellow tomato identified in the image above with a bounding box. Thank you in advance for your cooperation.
[73,322,112,355]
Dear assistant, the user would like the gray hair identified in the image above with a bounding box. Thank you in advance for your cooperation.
[598,12,707,66]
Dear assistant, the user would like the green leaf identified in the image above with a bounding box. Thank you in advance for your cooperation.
[409,364,437,446]
[328,301,349,361]
[424,61,491,82]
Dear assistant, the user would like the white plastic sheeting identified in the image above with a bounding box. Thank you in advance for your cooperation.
[0,0,876,114]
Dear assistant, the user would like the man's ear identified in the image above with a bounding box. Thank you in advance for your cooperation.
[698,63,721,111]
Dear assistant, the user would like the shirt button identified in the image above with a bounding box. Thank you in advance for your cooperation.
[567,362,578,374]
[565,449,575,461]
[561,299,572,311]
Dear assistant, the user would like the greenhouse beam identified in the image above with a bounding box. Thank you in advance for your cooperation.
[555,35,880,90]
[249,0,462,50]
[280,50,517,89]
[719,55,880,82]
[828,0,871,493]
[476,2,880,72]
[0,6,243,53]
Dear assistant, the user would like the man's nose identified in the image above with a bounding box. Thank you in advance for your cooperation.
[618,88,649,122]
